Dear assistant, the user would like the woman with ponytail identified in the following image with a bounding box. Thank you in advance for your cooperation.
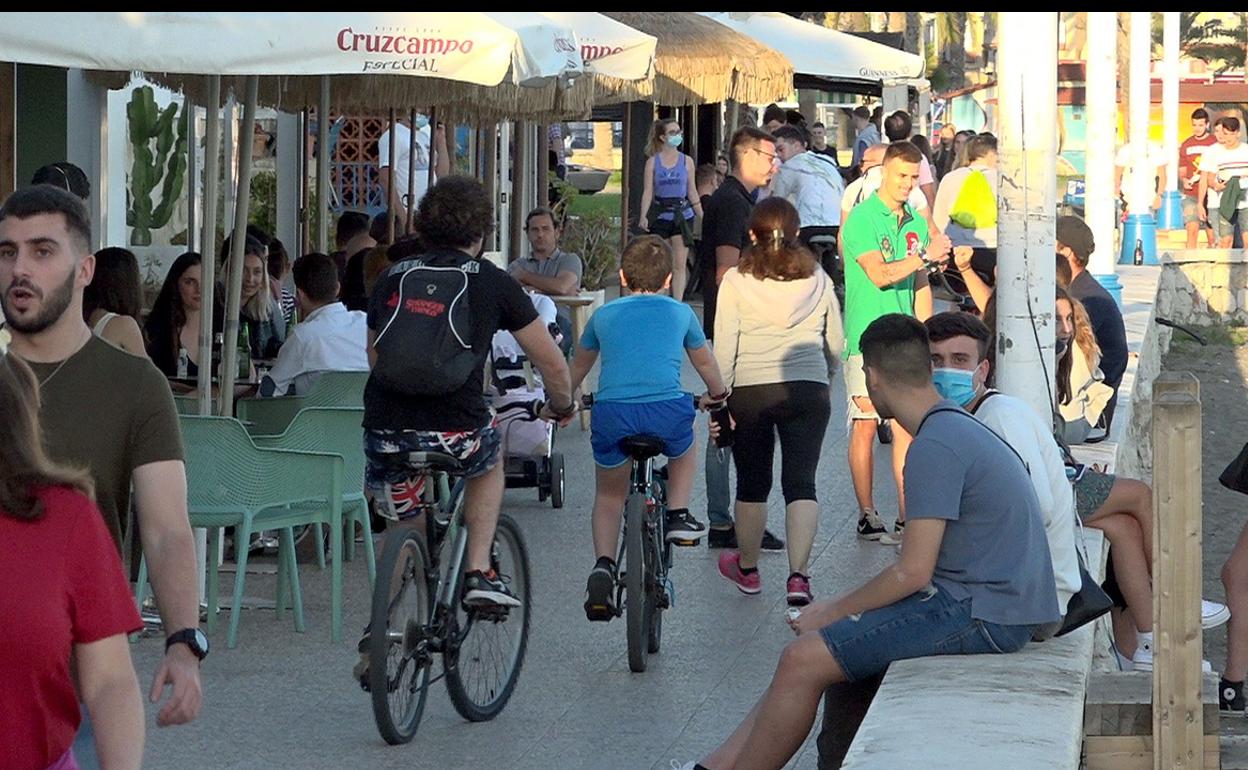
[712,197,845,606]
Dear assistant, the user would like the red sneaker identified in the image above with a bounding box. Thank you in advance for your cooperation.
[717,551,762,595]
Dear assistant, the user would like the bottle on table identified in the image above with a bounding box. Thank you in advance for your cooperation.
[236,324,251,380]
[212,333,224,380]
[1133,239,1144,266]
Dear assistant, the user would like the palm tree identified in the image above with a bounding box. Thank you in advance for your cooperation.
[938,12,968,92]
[1151,12,1247,75]
[904,11,921,56]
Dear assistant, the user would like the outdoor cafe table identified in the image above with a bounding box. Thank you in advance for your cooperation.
[552,291,602,430]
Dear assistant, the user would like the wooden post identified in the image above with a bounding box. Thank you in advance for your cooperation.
[482,124,497,252]
[0,62,14,200]
[1151,372,1205,770]
[509,119,528,261]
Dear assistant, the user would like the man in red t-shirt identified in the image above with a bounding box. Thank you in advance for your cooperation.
[1179,107,1219,248]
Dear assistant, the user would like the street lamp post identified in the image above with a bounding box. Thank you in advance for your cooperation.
[1157,12,1184,231]
[1119,11,1159,265]
[1086,12,1123,305]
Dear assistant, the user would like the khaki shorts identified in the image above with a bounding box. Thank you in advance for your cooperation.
[843,354,879,421]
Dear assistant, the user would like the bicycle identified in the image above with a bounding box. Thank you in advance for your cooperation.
[581,393,707,673]
[365,399,540,745]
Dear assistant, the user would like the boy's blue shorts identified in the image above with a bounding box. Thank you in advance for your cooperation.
[590,396,695,468]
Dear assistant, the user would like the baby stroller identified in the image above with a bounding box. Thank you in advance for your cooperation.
[489,292,566,509]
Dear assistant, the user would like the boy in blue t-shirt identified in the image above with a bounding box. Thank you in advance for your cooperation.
[569,235,730,621]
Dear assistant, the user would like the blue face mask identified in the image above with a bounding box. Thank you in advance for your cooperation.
[667,134,683,148]
[414,115,430,130]
[932,367,978,406]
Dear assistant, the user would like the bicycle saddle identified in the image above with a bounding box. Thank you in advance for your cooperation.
[619,435,666,460]
[407,451,466,473]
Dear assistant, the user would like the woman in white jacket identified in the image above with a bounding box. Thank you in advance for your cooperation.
[713,197,844,606]
[1056,288,1114,444]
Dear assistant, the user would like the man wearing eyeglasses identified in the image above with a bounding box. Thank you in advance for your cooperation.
[697,126,786,553]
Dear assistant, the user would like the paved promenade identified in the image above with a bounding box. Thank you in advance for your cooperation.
[137,364,896,769]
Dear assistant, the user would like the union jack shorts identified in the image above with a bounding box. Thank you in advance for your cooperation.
[364,421,501,520]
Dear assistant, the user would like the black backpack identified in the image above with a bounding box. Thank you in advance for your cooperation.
[372,257,480,396]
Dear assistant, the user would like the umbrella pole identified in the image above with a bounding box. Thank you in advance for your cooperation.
[299,107,310,257]
[219,75,259,419]
[197,76,222,417]
[185,98,197,254]
[428,106,439,189]
[537,124,549,211]
[317,76,330,254]
[387,109,397,244]
[406,108,417,235]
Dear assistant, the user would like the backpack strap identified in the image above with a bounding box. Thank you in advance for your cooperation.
[917,404,1030,473]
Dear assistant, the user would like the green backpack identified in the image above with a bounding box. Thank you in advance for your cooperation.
[949,169,997,229]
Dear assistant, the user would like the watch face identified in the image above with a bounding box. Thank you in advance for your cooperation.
[193,629,210,656]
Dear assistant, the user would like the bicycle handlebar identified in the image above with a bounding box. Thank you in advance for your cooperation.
[580,392,725,412]
[494,399,546,421]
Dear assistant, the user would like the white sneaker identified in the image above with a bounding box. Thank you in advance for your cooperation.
[1133,634,1215,673]
[1203,599,1231,629]
[670,762,697,770]
[1132,634,1154,671]
[1115,649,1134,671]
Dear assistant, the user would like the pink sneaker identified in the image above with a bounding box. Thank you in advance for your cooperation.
[786,573,812,606]
[718,551,762,594]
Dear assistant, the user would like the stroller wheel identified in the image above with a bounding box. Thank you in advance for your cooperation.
[550,454,565,509]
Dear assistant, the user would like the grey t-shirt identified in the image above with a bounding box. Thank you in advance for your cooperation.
[509,249,583,287]
[904,401,1060,627]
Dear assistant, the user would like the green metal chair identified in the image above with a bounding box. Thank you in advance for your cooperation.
[235,370,368,435]
[141,415,345,648]
[251,407,375,589]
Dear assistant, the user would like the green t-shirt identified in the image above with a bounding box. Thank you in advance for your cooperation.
[27,336,184,553]
[840,192,930,356]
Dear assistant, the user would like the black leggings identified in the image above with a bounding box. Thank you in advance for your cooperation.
[729,381,831,504]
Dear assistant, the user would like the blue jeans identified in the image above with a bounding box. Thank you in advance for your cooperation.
[705,434,732,527]
[819,583,1037,682]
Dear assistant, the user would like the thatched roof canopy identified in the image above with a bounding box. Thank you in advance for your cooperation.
[600,12,793,106]
[86,71,595,123]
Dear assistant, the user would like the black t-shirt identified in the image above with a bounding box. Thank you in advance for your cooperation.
[341,247,372,312]
[362,248,538,431]
[810,145,840,165]
[698,175,754,338]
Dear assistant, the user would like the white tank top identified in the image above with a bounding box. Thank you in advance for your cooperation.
[91,311,118,337]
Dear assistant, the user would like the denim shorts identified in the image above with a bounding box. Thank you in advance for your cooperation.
[1213,205,1248,240]
[590,397,695,468]
[819,583,1036,682]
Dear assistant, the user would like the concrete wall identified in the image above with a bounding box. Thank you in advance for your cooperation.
[1116,250,1247,480]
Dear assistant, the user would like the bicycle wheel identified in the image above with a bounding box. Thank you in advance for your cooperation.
[368,527,434,745]
[445,514,531,721]
[624,492,650,672]
[648,535,671,654]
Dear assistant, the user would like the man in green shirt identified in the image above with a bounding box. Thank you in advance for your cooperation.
[839,141,951,543]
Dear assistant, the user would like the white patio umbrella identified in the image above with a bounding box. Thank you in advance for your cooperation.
[0,11,591,415]
[700,12,926,88]
[542,11,658,101]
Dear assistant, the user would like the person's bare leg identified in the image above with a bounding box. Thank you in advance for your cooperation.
[1111,608,1138,660]
[1087,513,1152,633]
[670,237,689,302]
[891,421,913,523]
[701,633,845,770]
[1085,478,1153,572]
[591,464,632,560]
[665,448,696,510]
[849,415,876,513]
[785,500,819,576]
[1206,224,1216,247]
[736,501,768,570]
[1186,221,1199,249]
[1221,521,1248,681]
[464,462,505,572]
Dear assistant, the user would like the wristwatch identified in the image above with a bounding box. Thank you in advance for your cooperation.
[166,628,210,661]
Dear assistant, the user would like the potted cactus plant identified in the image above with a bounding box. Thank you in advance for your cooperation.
[126,86,187,247]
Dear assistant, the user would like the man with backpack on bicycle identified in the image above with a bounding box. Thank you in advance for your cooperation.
[363,176,576,609]
[568,235,730,621]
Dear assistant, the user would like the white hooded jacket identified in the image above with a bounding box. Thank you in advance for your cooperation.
[713,266,844,388]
